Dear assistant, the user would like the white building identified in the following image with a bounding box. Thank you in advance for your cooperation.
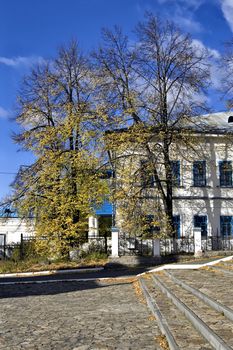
[0,218,34,246]
[114,112,233,241]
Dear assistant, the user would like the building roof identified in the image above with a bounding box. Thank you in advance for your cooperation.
[184,112,233,134]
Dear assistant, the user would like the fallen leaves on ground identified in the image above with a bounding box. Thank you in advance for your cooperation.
[155,335,169,350]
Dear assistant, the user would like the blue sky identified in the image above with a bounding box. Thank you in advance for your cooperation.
[0,0,233,199]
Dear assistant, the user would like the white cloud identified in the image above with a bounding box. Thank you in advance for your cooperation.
[0,107,11,119]
[175,15,203,32]
[0,56,45,68]
[158,0,204,10]
[221,0,233,32]
[136,0,206,33]
[156,0,205,32]
[191,39,223,90]
[192,39,220,59]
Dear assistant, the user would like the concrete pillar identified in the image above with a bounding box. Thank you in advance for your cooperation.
[88,216,99,239]
[111,227,119,258]
[194,227,202,257]
[153,239,161,257]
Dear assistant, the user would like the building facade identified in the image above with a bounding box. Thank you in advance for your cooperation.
[114,112,233,239]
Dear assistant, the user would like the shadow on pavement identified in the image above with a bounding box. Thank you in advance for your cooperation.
[0,254,199,299]
[0,279,135,299]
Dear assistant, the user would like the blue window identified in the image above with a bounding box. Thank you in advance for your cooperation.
[194,215,207,238]
[219,161,232,187]
[171,161,180,187]
[220,216,233,237]
[193,161,206,187]
[173,215,180,238]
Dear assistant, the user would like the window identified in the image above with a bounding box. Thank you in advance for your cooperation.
[172,215,180,238]
[220,216,233,237]
[193,161,206,187]
[171,161,180,187]
[194,215,207,238]
[219,161,232,187]
[140,160,155,188]
[0,234,6,246]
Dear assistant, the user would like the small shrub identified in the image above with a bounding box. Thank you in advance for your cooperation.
[10,240,40,262]
[79,240,106,259]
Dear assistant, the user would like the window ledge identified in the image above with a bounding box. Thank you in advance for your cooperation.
[191,185,211,188]
[217,186,233,188]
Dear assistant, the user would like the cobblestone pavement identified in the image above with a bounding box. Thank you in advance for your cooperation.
[0,279,161,350]
[171,268,233,310]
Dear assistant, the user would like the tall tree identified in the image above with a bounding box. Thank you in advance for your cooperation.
[220,40,233,109]
[94,14,210,236]
[8,42,108,257]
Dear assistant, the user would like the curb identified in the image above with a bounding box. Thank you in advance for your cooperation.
[0,275,134,285]
[0,267,104,278]
[137,255,233,276]
[139,278,179,350]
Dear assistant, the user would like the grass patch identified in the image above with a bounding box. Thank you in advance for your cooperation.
[0,254,108,274]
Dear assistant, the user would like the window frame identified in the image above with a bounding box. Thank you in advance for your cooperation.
[219,161,233,187]
[220,216,233,237]
[171,160,180,187]
[172,215,181,238]
[193,160,206,187]
[194,215,207,238]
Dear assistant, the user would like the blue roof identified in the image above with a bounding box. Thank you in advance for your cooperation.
[95,200,113,216]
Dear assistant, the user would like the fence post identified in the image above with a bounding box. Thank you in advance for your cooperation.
[194,228,202,257]
[3,234,6,259]
[20,233,24,260]
[153,239,161,257]
[111,227,119,258]
[88,216,99,239]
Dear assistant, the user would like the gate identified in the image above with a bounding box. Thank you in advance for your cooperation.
[119,233,153,256]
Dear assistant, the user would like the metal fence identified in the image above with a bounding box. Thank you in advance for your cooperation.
[86,236,111,255]
[0,234,111,260]
[201,236,233,251]
[119,233,195,256]
[119,234,154,256]
[119,233,233,257]
[0,234,35,260]
[160,237,194,256]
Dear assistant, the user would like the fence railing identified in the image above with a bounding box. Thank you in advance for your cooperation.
[0,234,111,260]
[118,234,233,256]
[2,233,233,260]
[119,234,195,256]
[160,237,194,256]
[0,233,35,260]
[119,233,154,256]
[201,236,233,251]
[86,236,111,255]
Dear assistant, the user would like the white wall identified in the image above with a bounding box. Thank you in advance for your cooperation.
[0,218,35,244]
[172,135,233,237]
[115,134,233,237]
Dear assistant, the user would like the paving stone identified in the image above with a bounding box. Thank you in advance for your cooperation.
[0,280,160,349]
[141,276,212,350]
[154,271,233,347]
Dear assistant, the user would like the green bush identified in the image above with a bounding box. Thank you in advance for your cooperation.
[79,240,106,259]
[11,240,38,262]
